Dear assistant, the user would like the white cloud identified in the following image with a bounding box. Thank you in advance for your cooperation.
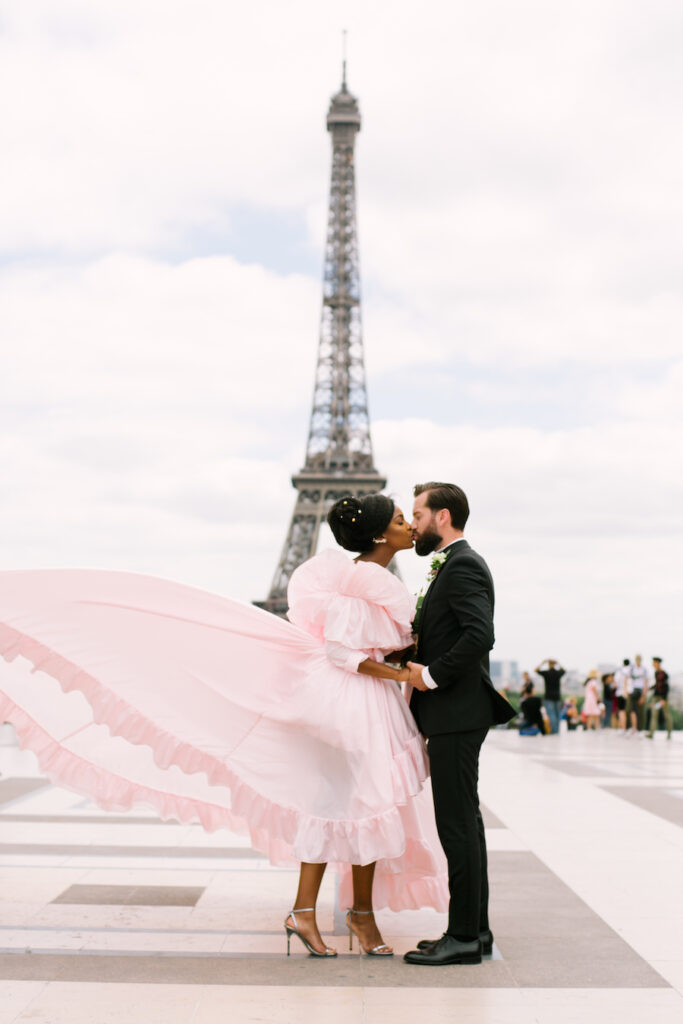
[0,253,318,411]
[1,0,682,674]
[0,252,316,603]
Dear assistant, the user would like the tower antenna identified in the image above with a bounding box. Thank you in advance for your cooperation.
[342,29,347,88]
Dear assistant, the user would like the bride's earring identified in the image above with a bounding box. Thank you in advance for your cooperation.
[373,537,387,544]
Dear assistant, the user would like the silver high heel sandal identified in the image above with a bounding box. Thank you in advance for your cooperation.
[284,908,337,957]
[346,908,393,956]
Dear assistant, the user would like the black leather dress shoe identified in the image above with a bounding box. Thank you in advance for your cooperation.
[416,929,493,954]
[404,934,482,966]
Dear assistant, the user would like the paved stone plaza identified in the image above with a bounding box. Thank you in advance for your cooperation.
[1,727,681,1023]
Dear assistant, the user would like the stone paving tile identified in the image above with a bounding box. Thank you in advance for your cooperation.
[600,785,683,827]
[0,952,515,987]
[192,986,363,1024]
[0,778,49,807]
[480,804,506,828]
[0,843,266,859]
[52,884,205,906]
[524,988,683,1024]
[533,758,619,777]
[0,980,47,1024]
[7,980,203,1024]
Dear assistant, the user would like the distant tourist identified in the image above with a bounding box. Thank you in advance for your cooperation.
[601,673,615,728]
[613,659,632,734]
[516,672,533,709]
[582,670,601,730]
[563,697,581,731]
[519,682,545,735]
[629,654,648,731]
[534,659,565,734]
[645,657,673,740]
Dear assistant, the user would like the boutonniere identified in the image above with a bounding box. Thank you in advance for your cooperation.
[413,548,452,631]
[427,548,451,581]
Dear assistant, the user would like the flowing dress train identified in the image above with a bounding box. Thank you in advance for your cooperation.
[0,548,447,911]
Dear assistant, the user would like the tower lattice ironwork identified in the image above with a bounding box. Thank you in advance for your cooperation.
[258,70,386,615]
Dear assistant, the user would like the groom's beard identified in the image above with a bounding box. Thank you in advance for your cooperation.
[414,526,442,557]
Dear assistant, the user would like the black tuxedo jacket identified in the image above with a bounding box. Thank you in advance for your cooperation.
[409,540,515,737]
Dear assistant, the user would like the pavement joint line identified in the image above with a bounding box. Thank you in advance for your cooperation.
[0,927,293,935]
[0,863,301,873]
[0,845,268,858]
[0,949,321,959]
[0,814,185,824]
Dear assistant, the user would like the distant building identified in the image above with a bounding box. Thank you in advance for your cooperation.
[490,660,519,689]
[560,669,583,694]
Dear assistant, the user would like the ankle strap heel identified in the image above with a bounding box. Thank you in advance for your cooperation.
[284,908,337,958]
[345,908,393,957]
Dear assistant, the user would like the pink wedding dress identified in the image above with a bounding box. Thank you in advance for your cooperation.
[0,548,447,910]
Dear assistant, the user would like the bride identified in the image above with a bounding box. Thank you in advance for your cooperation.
[0,493,447,958]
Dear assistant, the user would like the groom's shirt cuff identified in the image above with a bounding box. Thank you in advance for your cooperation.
[422,666,438,690]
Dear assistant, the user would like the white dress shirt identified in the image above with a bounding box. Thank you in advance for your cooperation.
[421,538,466,690]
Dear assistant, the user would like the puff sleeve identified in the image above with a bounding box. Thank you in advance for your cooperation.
[287,549,415,665]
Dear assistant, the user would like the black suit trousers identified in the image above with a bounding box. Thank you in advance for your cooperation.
[428,727,489,938]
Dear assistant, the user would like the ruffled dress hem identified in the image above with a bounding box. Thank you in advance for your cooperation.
[0,622,430,867]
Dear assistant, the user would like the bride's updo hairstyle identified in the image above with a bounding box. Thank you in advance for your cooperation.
[327,494,395,554]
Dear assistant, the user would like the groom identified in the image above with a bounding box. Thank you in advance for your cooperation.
[404,482,514,966]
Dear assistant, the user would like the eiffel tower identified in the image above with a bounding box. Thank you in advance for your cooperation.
[258,68,386,615]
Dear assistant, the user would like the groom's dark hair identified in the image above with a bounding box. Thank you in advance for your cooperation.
[413,482,470,530]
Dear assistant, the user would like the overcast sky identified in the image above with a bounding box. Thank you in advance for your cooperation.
[1,0,682,673]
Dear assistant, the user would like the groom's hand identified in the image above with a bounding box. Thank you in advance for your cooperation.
[406,661,429,691]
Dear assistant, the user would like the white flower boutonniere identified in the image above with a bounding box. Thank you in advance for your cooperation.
[427,549,451,582]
